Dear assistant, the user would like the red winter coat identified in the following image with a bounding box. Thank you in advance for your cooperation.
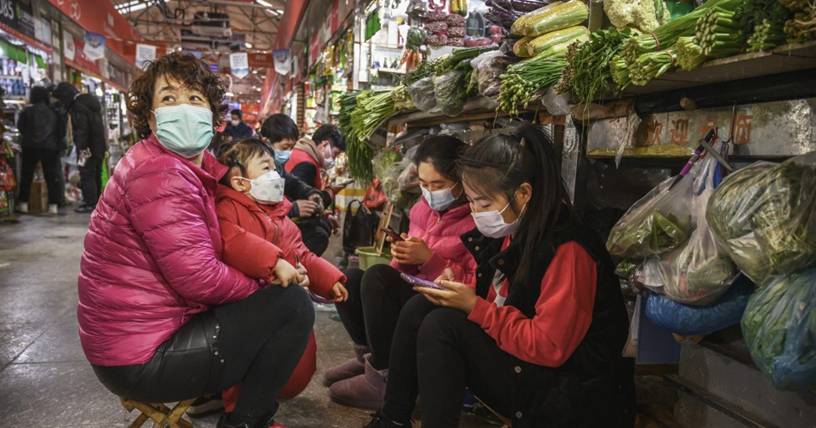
[284,147,324,189]
[78,135,259,367]
[215,185,346,399]
[391,198,478,285]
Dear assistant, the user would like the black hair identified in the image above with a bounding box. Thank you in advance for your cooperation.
[312,124,346,151]
[216,137,271,184]
[414,135,467,182]
[230,109,242,119]
[458,124,571,281]
[260,113,299,144]
[30,86,50,105]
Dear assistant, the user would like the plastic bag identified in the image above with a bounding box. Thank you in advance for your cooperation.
[644,276,753,336]
[470,50,511,97]
[707,152,816,285]
[606,162,699,260]
[655,152,738,305]
[434,70,469,117]
[407,77,437,112]
[372,150,403,203]
[741,267,816,391]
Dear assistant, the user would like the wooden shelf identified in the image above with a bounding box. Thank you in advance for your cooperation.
[620,41,816,97]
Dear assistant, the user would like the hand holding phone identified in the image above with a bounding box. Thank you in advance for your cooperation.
[400,272,444,290]
[381,227,404,242]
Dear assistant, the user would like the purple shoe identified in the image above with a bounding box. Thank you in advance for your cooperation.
[323,344,368,386]
[329,354,387,411]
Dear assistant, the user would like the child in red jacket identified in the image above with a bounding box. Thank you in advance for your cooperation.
[215,139,349,411]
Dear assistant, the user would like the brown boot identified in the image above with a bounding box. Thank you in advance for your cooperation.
[329,354,387,410]
[323,344,368,386]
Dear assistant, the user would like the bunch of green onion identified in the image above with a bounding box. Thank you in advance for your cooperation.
[610,55,631,90]
[498,47,568,114]
[557,29,633,105]
[694,8,745,57]
[747,19,787,51]
[675,36,708,70]
[630,48,678,86]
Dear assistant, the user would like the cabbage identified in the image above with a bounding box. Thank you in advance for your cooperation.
[741,268,816,391]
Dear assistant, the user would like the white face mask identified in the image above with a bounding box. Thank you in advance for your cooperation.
[472,202,525,238]
[231,119,240,126]
[421,183,458,211]
[246,170,285,204]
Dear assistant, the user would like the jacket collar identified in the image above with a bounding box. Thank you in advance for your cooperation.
[294,138,323,166]
[145,134,227,189]
[216,184,293,217]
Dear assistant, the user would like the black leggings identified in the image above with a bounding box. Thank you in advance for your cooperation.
[18,148,63,205]
[335,264,415,369]
[383,294,515,428]
[93,286,314,423]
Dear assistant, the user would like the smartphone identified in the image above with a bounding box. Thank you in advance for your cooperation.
[381,227,404,242]
[400,272,444,290]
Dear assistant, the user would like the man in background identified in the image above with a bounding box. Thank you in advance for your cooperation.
[224,109,254,140]
[54,82,106,213]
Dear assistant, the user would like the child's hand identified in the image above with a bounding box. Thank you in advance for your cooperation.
[270,258,302,288]
[331,282,349,303]
[296,263,310,288]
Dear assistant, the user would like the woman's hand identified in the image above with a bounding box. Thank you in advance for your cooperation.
[331,282,349,303]
[390,235,432,265]
[269,258,302,288]
[414,268,478,314]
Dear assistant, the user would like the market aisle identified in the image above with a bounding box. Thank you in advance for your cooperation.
[0,213,495,428]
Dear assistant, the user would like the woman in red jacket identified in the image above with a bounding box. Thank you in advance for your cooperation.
[327,136,478,411]
[79,53,313,428]
[365,125,635,428]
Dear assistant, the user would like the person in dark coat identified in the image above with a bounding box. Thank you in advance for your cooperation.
[17,86,64,214]
[224,109,254,140]
[54,82,107,213]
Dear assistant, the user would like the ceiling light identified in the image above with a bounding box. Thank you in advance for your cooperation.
[245,42,253,49]
[255,0,274,7]
[116,1,150,13]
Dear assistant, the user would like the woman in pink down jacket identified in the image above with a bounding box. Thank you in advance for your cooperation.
[326,136,478,410]
[78,53,313,428]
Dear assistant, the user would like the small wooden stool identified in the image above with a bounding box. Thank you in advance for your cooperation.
[121,398,194,428]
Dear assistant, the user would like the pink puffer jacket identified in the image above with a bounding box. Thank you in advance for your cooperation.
[78,135,259,366]
[391,198,478,285]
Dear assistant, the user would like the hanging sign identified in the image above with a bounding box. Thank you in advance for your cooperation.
[230,52,249,78]
[63,30,76,61]
[34,17,51,45]
[83,32,106,61]
[273,49,291,76]
[135,43,156,69]
[0,0,35,38]
[248,52,273,69]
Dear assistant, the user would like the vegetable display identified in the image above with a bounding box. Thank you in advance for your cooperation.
[783,0,816,41]
[741,268,816,391]
[694,8,745,58]
[486,0,553,29]
[434,66,472,116]
[739,0,792,51]
[675,36,707,70]
[511,0,589,37]
[498,41,578,113]
[524,25,589,56]
[707,153,816,285]
[629,47,677,86]
[557,28,632,105]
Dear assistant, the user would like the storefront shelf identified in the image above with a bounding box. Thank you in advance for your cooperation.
[620,41,816,98]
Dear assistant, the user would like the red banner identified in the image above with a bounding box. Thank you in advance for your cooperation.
[248,52,274,69]
[48,0,139,60]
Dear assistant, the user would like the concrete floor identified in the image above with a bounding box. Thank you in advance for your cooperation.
[0,213,497,428]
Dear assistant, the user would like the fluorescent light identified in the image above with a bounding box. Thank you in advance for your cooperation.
[256,0,274,7]
[245,42,253,48]
[117,1,150,13]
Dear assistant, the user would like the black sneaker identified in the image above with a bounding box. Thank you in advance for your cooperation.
[74,204,95,213]
[363,412,411,428]
[187,395,225,418]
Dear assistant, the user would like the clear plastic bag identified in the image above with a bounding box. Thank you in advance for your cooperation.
[434,70,469,117]
[655,153,739,305]
[469,50,509,97]
[707,152,816,285]
[741,267,816,391]
[644,276,752,336]
[407,77,437,112]
[606,163,699,260]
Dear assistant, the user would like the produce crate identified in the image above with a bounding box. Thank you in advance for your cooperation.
[355,246,391,270]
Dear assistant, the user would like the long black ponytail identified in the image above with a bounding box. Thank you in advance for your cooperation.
[457,124,572,282]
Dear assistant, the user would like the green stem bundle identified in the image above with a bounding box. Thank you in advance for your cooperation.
[675,36,707,70]
[694,8,746,57]
[557,28,633,104]
[498,44,570,114]
[610,54,631,90]
[630,48,678,86]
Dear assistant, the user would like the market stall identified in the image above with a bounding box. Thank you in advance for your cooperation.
[332,0,816,425]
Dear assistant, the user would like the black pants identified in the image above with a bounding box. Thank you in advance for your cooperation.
[382,295,515,428]
[335,264,415,369]
[79,154,103,207]
[93,286,314,423]
[297,216,331,256]
[18,148,63,205]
